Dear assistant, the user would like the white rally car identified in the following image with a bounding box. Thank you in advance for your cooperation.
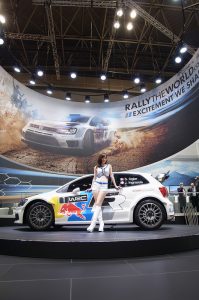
[15,172,174,231]
[21,114,114,154]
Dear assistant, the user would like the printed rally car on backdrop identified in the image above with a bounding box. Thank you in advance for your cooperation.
[21,114,114,154]
[15,172,175,231]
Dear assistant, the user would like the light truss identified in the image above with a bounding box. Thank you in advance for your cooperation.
[32,0,120,8]
[5,32,50,41]
[45,2,61,79]
[3,32,175,48]
[125,0,195,55]
[33,0,195,56]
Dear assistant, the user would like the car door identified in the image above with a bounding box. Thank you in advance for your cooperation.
[102,173,149,223]
[100,174,128,223]
[64,176,94,221]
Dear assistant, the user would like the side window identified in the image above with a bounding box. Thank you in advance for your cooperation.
[117,174,149,187]
[90,117,103,127]
[57,184,69,193]
[102,119,109,126]
[90,117,98,126]
[109,174,149,188]
[67,176,93,192]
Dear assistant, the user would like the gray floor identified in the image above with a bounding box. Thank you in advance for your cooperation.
[0,250,199,300]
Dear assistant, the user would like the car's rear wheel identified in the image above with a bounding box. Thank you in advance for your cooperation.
[134,199,165,230]
[26,202,54,231]
[83,130,94,155]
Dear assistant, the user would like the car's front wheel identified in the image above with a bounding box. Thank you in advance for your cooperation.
[26,202,54,231]
[134,199,165,230]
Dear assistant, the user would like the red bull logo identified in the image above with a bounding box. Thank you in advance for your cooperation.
[60,203,86,220]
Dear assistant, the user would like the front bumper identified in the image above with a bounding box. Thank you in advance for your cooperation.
[165,202,175,221]
[22,131,83,149]
[14,207,24,224]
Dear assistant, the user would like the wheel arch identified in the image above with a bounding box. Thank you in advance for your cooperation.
[23,199,55,224]
[132,197,167,223]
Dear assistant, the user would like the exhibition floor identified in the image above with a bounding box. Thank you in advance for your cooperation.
[0,224,199,258]
[0,249,199,300]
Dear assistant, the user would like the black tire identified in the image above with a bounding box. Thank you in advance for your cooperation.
[82,130,94,155]
[134,199,165,230]
[26,201,54,231]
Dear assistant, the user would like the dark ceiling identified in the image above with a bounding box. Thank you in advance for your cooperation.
[0,0,199,102]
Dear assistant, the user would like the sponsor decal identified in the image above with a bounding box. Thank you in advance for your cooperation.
[60,203,86,220]
[60,194,87,203]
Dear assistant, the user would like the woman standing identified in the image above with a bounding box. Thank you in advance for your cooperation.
[87,153,119,232]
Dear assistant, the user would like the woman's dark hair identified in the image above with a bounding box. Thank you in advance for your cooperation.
[97,153,107,167]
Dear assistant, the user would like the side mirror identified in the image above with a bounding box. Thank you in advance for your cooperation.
[72,187,80,194]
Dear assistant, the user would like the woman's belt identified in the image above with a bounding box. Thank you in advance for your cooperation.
[95,181,108,184]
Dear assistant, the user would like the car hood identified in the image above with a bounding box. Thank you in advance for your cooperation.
[29,121,81,127]
[27,190,80,202]
[27,190,58,201]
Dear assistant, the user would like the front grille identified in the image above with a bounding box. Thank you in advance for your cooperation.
[24,131,59,146]
[67,140,79,147]
[30,123,40,128]
[42,126,57,132]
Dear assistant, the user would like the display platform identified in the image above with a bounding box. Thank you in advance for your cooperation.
[0,224,199,259]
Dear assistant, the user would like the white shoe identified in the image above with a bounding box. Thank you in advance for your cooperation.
[87,206,101,232]
[98,222,104,232]
[98,208,104,232]
[87,224,95,232]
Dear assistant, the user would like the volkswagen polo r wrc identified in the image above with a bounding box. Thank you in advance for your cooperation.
[21,114,114,154]
[15,172,174,231]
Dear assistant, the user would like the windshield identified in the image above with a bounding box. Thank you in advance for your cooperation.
[66,114,90,123]
[56,183,69,193]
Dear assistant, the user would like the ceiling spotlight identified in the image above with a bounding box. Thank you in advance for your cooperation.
[70,72,77,79]
[85,95,90,103]
[37,69,44,77]
[65,92,71,101]
[104,94,109,102]
[0,37,4,45]
[14,66,21,73]
[140,86,146,93]
[130,9,137,19]
[134,77,140,84]
[175,56,182,64]
[46,86,53,95]
[29,77,36,85]
[126,22,133,31]
[155,78,162,84]
[123,90,129,99]
[0,15,6,24]
[179,45,187,54]
[100,74,107,81]
[116,8,123,17]
[113,20,120,29]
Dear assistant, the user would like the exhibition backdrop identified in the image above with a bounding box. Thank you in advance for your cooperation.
[0,49,199,202]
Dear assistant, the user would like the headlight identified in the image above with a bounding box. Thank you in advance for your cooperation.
[18,198,28,207]
[57,128,77,135]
